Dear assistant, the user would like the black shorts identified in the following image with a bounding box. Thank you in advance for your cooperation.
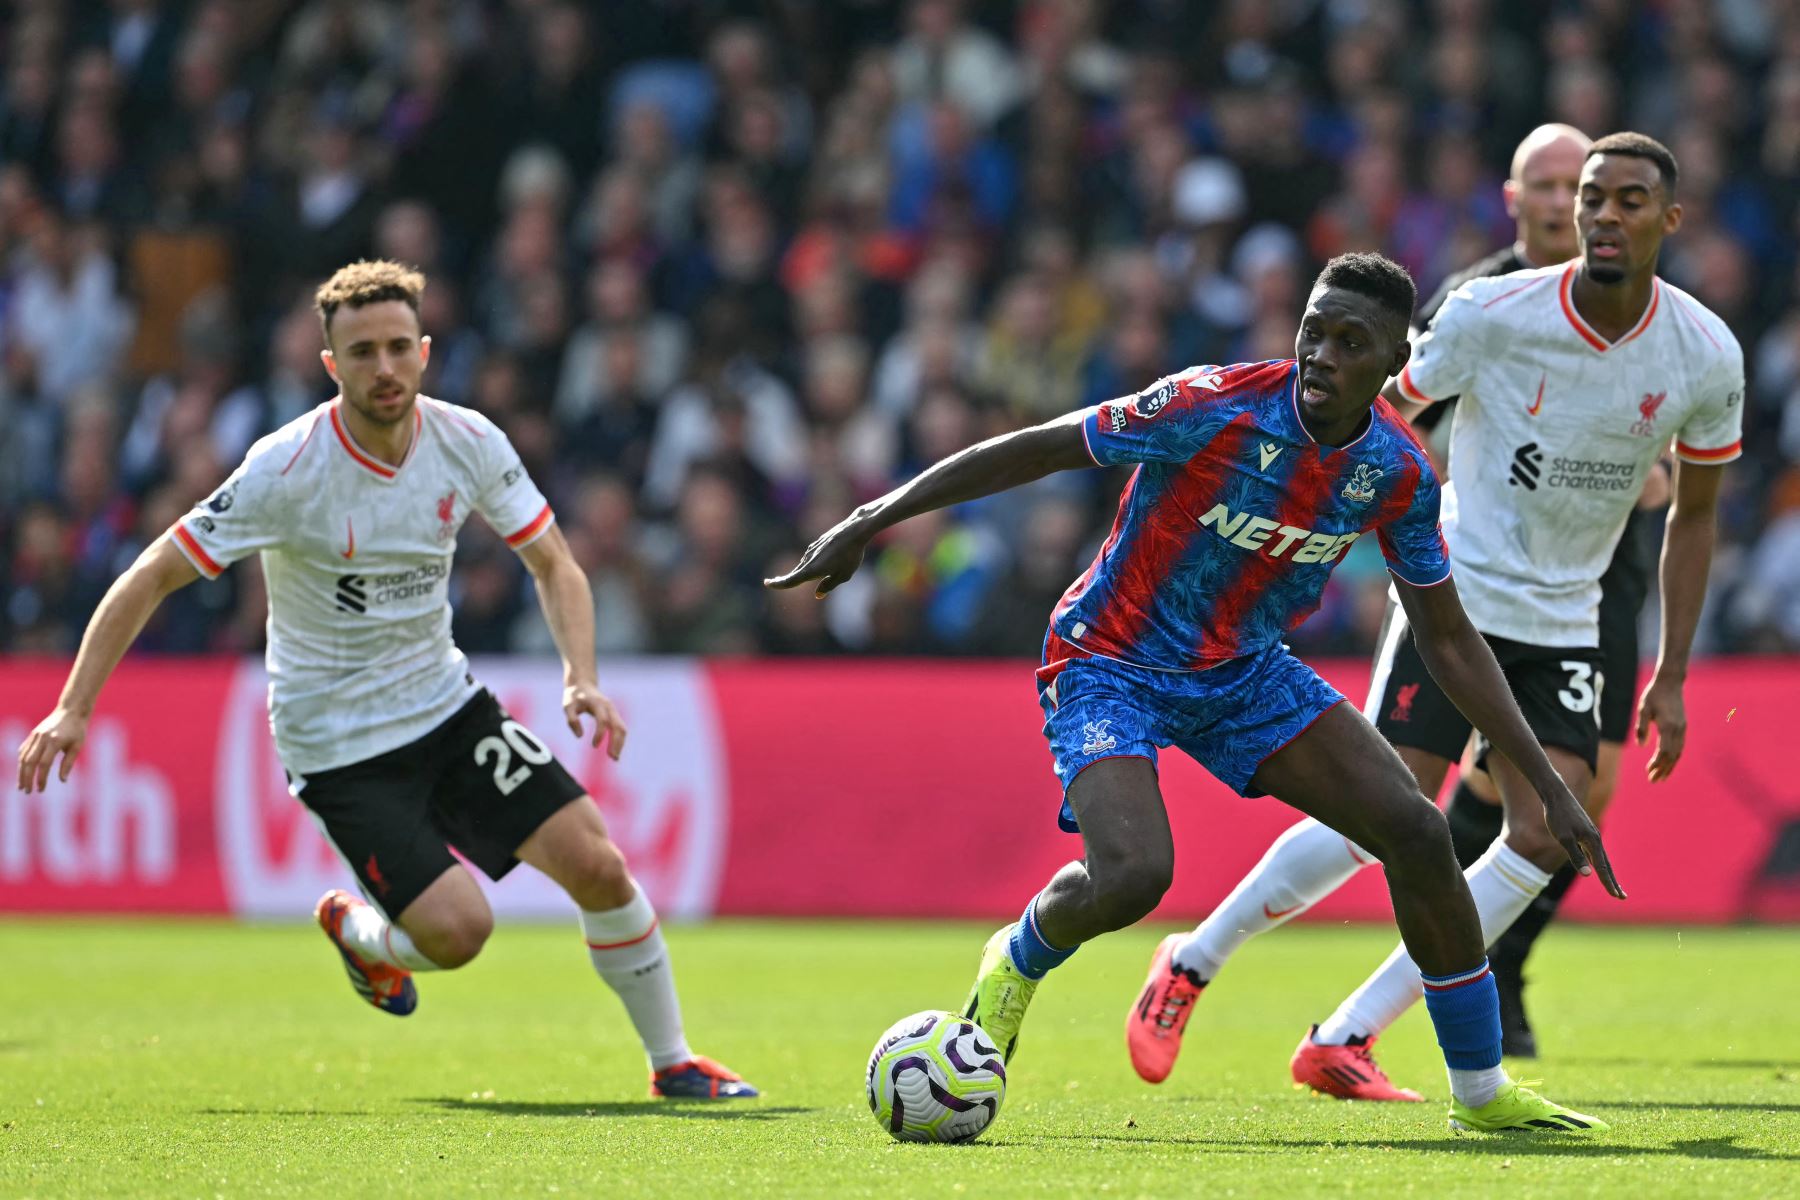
[1595,507,1658,743]
[1367,607,1603,774]
[290,689,586,917]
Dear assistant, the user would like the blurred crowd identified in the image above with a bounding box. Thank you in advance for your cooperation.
[4,0,1800,660]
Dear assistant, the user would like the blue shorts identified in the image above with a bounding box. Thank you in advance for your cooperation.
[1037,632,1346,833]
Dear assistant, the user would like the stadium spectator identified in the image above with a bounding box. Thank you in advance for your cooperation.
[0,0,1795,661]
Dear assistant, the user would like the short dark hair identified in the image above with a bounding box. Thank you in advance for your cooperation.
[1586,131,1679,198]
[1314,253,1417,329]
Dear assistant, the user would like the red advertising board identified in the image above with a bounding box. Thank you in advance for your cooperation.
[2,655,1796,922]
[0,660,234,912]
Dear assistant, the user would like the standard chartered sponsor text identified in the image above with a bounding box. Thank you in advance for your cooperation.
[1547,456,1638,492]
[368,560,447,605]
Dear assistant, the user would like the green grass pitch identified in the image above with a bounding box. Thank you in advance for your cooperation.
[3,920,1797,1198]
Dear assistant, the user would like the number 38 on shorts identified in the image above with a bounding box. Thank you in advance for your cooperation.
[1556,660,1604,723]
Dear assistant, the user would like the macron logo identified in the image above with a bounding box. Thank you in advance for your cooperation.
[1259,442,1282,471]
[1198,504,1361,563]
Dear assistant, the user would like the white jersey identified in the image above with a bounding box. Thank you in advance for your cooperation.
[172,397,554,773]
[1396,263,1743,646]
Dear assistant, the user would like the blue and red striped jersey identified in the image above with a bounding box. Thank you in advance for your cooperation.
[1052,359,1450,671]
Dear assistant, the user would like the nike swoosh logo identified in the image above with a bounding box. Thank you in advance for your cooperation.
[1527,373,1545,416]
[340,517,356,560]
[1263,902,1301,920]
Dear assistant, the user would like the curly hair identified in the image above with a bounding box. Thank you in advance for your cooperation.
[1315,252,1417,329]
[314,259,425,337]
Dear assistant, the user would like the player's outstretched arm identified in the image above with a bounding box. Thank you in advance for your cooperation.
[515,524,626,760]
[765,412,1093,597]
[1393,575,1626,900]
[1634,460,1724,783]
[15,534,200,792]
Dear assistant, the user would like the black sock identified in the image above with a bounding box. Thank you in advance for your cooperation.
[1491,864,1578,971]
[1446,779,1505,870]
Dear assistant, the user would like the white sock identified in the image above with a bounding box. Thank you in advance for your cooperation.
[1314,843,1552,1044]
[582,881,693,1072]
[1448,1064,1509,1108]
[339,901,441,970]
[1172,818,1373,980]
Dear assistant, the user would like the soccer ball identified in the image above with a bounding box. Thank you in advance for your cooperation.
[865,1010,1007,1143]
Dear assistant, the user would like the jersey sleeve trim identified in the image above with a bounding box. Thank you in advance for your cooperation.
[1395,365,1438,405]
[1387,563,1452,588]
[504,504,555,548]
[1675,439,1741,464]
[172,522,225,578]
[1079,411,1103,465]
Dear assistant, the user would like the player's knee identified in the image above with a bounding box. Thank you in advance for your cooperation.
[1372,795,1454,872]
[1502,821,1565,873]
[416,910,494,969]
[1462,767,1501,805]
[1585,776,1618,824]
[1093,855,1173,930]
[564,837,634,912]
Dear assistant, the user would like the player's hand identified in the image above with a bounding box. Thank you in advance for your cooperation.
[763,509,878,598]
[1633,674,1685,783]
[564,682,627,761]
[16,706,89,793]
[1540,785,1626,900]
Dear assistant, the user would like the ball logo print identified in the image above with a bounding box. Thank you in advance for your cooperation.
[866,1010,1007,1143]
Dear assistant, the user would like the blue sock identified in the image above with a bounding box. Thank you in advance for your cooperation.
[1006,895,1076,980]
[1420,959,1503,1070]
